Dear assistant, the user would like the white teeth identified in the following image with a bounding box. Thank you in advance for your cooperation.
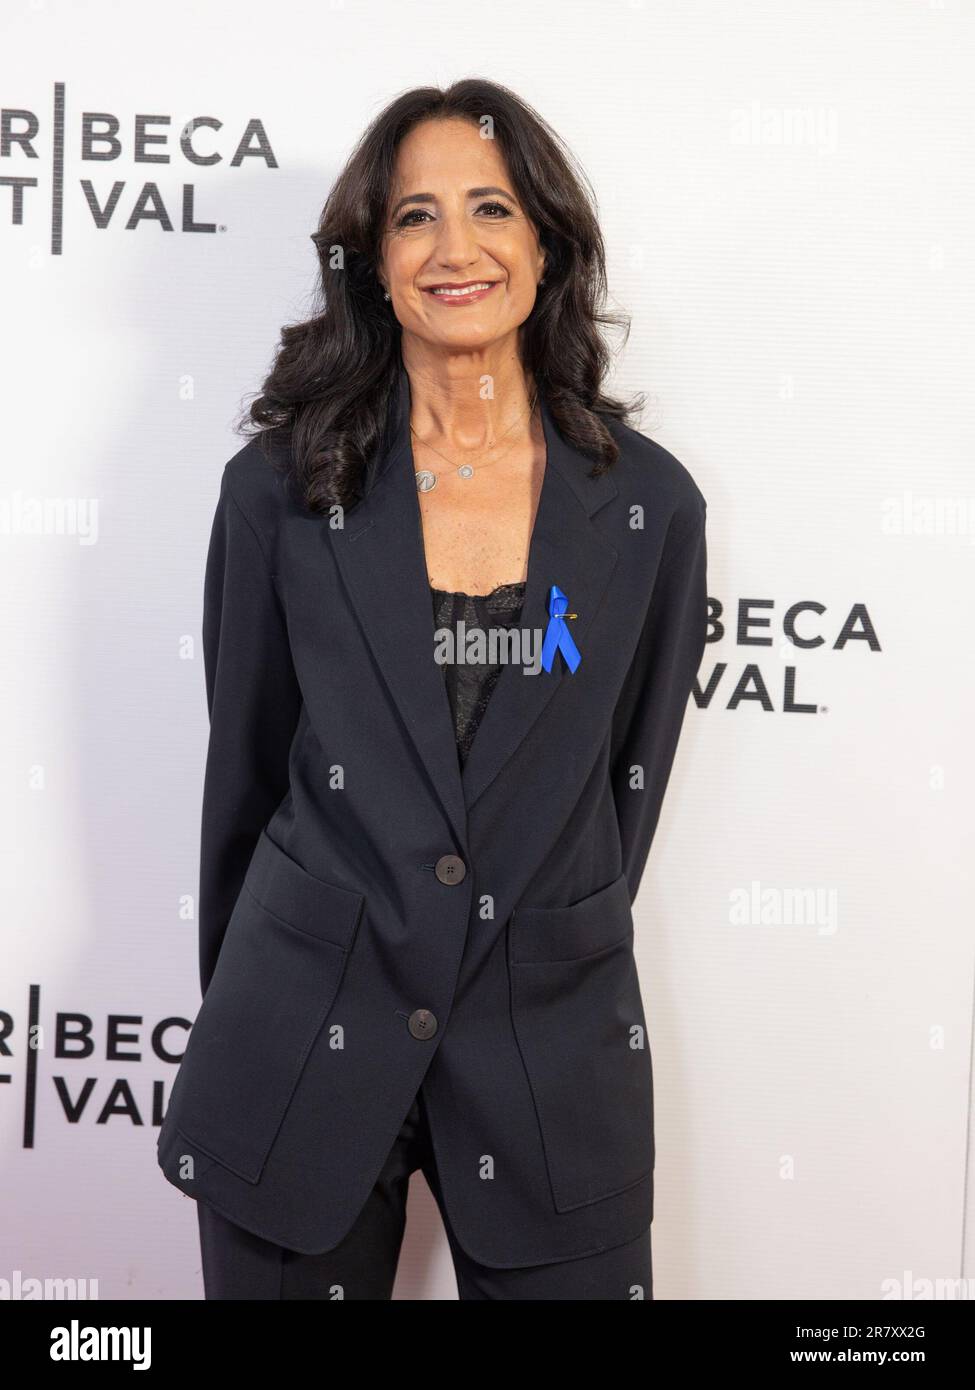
[430,283,493,296]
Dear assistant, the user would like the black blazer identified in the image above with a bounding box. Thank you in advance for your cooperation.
[157,365,708,1266]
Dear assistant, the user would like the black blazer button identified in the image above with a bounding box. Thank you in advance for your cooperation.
[434,854,466,885]
[408,1009,438,1040]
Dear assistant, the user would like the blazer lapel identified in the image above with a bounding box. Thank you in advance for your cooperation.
[459,396,619,809]
[327,367,619,849]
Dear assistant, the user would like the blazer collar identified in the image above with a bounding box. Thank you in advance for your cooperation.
[328,363,619,850]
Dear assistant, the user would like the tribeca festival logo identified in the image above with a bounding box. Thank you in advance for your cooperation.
[1,82,278,255]
[699,595,881,714]
[0,986,189,1151]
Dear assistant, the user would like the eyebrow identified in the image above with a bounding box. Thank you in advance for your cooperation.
[389,186,516,217]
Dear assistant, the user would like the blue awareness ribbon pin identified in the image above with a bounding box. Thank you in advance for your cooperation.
[540,584,581,674]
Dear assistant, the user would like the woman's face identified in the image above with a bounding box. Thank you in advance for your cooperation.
[378,117,546,357]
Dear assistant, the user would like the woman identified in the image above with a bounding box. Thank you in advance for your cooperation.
[156,78,708,1301]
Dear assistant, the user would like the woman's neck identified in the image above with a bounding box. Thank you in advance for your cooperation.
[401,342,536,453]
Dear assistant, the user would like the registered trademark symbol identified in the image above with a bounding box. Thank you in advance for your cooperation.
[820,705,828,713]
[218,225,227,233]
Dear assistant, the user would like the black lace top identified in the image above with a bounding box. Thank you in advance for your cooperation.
[430,581,526,766]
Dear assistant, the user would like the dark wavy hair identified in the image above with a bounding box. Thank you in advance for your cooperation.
[238,77,643,514]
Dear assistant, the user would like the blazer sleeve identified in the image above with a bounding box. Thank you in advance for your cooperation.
[198,467,303,997]
[609,498,708,905]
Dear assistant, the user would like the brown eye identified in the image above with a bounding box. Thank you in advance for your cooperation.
[477,201,513,217]
[395,208,432,227]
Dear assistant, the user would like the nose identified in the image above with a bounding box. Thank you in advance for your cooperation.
[430,207,480,271]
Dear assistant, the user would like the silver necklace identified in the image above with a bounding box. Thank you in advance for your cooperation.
[412,394,538,493]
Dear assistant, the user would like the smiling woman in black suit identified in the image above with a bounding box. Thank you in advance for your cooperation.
[156,77,708,1301]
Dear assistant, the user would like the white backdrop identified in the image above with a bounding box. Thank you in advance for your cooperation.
[2,0,973,1301]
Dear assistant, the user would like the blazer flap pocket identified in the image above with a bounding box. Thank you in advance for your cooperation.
[511,870,633,964]
[244,828,364,950]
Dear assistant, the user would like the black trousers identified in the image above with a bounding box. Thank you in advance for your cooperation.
[196,1088,653,1300]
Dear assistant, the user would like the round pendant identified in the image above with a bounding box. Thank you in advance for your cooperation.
[415,470,437,493]
[457,464,475,480]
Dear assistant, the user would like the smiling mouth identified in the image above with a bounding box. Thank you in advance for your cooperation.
[423,281,500,304]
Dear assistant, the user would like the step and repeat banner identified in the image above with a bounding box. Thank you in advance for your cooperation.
[2,0,972,1301]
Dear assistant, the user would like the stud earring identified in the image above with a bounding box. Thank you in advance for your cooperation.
[383,290,390,300]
